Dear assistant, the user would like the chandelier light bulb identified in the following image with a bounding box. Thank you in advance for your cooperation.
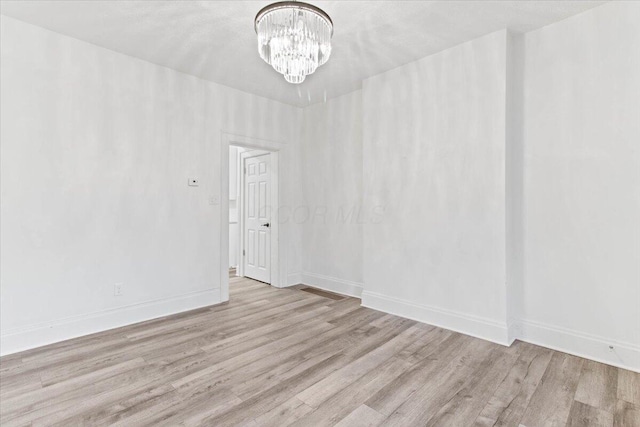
[255,1,333,84]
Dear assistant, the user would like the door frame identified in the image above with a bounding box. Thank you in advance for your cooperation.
[238,149,273,281]
[220,132,282,303]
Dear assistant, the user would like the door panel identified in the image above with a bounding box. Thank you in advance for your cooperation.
[243,154,271,283]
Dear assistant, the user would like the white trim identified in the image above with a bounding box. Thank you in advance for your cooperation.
[0,288,221,356]
[287,272,302,287]
[516,319,640,373]
[361,291,511,346]
[300,272,363,298]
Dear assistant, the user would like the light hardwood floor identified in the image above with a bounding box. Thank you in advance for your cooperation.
[1,276,638,426]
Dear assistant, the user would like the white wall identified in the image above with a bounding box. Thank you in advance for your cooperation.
[300,91,363,297]
[505,31,526,343]
[295,3,640,371]
[520,1,640,369]
[0,16,302,355]
[361,31,511,344]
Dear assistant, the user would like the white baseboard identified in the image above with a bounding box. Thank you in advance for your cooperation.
[360,292,639,371]
[516,319,640,373]
[300,272,363,298]
[4,279,637,373]
[0,288,221,357]
[361,291,511,346]
[287,272,302,287]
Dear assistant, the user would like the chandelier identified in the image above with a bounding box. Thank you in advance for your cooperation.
[254,1,333,84]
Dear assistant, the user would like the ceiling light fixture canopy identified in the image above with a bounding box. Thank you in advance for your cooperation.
[255,1,333,84]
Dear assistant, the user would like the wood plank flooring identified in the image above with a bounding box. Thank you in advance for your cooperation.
[1,276,638,426]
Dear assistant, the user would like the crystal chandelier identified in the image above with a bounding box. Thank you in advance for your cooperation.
[255,1,333,84]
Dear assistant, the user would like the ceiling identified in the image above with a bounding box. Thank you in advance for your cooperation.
[0,0,606,107]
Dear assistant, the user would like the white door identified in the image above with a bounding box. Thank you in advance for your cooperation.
[243,154,271,283]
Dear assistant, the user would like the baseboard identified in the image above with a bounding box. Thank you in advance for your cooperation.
[0,288,221,357]
[300,272,363,298]
[287,272,302,287]
[516,319,640,373]
[361,291,511,346]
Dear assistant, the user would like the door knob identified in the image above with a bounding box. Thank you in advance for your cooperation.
[262,222,270,228]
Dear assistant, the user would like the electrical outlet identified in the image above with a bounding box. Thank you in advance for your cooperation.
[114,283,123,296]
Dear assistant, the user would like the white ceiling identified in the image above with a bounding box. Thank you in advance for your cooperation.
[0,0,606,107]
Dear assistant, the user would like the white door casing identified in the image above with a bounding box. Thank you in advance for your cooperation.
[243,154,271,283]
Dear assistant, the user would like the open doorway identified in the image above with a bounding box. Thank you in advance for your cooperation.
[220,133,282,303]
[228,145,278,286]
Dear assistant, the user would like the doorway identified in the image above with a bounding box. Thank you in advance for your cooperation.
[226,142,279,294]
[220,133,282,303]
